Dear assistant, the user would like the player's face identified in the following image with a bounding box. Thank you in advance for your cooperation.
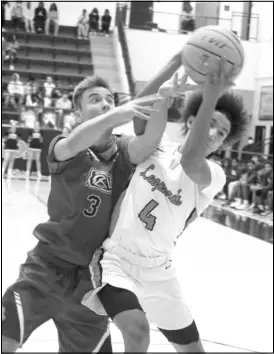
[79,86,115,122]
[205,111,231,155]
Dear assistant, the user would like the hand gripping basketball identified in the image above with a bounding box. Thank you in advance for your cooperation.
[203,57,236,99]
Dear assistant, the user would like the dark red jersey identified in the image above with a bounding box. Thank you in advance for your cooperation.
[33,135,134,266]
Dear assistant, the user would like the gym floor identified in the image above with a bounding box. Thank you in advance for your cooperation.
[2,177,273,353]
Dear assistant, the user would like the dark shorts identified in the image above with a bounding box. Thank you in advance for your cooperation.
[2,243,112,352]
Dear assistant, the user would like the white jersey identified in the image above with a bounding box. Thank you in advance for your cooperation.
[110,139,226,259]
[83,139,226,330]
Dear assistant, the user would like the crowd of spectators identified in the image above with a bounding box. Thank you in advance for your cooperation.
[77,8,112,39]
[211,155,273,220]
[2,73,75,130]
[2,1,59,36]
[2,2,112,39]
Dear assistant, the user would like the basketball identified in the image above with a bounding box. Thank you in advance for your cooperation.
[182,25,245,84]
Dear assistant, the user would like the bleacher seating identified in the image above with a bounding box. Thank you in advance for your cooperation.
[2,21,94,89]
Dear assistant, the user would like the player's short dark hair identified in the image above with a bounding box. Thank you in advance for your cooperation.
[73,75,112,110]
[180,89,249,147]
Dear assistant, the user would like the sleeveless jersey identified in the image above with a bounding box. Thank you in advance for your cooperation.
[110,139,226,258]
[33,134,134,266]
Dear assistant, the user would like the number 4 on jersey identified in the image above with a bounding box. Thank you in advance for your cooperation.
[138,199,159,231]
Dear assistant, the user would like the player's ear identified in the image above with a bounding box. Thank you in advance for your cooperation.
[75,110,82,123]
[186,115,195,129]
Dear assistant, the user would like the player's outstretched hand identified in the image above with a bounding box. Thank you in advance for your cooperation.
[203,57,236,99]
[158,72,188,98]
[116,95,164,124]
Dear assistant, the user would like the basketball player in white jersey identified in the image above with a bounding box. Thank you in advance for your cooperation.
[82,58,249,352]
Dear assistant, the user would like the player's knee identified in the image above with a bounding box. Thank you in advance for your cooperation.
[115,309,150,345]
[2,335,20,353]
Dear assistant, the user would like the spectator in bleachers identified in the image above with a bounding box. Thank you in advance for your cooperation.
[89,8,99,35]
[4,73,24,111]
[23,1,34,33]
[24,79,38,107]
[26,122,43,178]
[3,34,19,70]
[180,2,195,33]
[231,161,257,210]
[250,162,273,214]
[11,1,24,31]
[241,136,263,162]
[2,1,10,31]
[2,121,21,177]
[223,158,242,203]
[2,36,7,67]
[34,2,47,34]
[77,9,89,39]
[31,81,44,107]
[262,190,273,219]
[101,9,112,35]
[56,93,72,110]
[43,76,55,107]
[45,2,59,36]
[55,93,73,129]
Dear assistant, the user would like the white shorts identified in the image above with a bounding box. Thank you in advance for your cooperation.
[82,239,194,330]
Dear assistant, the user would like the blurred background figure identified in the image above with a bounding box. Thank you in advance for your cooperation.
[89,8,99,35]
[2,121,21,177]
[180,1,195,32]
[2,1,10,31]
[101,9,112,36]
[4,73,24,111]
[45,2,59,36]
[26,122,43,178]
[3,34,19,70]
[23,1,35,33]
[34,2,47,34]
[43,76,55,108]
[77,9,89,39]
[11,1,24,31]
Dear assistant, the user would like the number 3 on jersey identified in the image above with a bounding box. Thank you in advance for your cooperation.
[138,199,159,231]
[83,195,101,217]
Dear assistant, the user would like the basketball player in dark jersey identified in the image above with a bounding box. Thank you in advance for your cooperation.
[26,122,43,178]
[1,73,171,352]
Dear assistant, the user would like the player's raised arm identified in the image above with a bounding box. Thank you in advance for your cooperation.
[180,58,234,188]
[54,95,162,162]
[133,50,183,136]
[127,73,187,165]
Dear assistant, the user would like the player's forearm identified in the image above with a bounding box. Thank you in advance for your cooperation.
[59,109,125,159]
[128,99,168,164]
[180,94,218,167]
[133,52,182,136]
[139,98,168,150]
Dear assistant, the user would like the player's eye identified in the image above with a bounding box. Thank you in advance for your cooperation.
[91,97,100,103]
[106,97,114,104]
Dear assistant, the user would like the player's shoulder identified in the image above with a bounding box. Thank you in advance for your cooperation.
[155,133,180,156]
[206,158,226,186]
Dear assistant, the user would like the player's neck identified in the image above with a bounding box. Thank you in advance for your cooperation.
[92,133,117,162]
